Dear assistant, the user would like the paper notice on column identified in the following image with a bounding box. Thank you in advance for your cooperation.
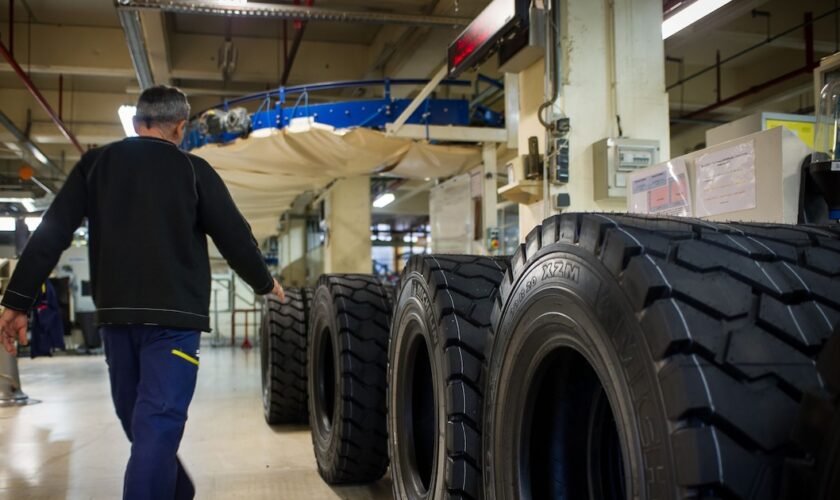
[627,159,692,217]
[694,140,756,217]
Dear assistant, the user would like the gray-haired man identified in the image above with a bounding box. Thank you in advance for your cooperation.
[0,85,284,500]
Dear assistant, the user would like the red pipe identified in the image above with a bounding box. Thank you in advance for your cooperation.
[682,66,815,120]
[283,19,288,71]
[0,40,83,154]
[8,0,12,56]
[281,0,313,85]
[58,74,64,121]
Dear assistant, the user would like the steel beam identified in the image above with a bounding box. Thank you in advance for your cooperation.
[115,0,469,27]
[139,10,172,84]
[117,9,155,89]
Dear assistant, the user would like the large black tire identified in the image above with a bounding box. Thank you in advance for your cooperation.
[484,213,840,500]
[307,274,391,484]
[260,287,312,425]
[389,255,507,500]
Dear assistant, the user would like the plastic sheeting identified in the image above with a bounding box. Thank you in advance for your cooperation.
[191,127,480,239]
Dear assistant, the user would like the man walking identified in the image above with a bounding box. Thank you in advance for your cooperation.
[0,85,284,499]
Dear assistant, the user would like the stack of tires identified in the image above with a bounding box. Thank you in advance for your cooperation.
[259,213,840,500]
[295,257,508,496]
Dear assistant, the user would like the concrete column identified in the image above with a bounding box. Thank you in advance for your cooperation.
[323,176,372,274]
[279,215,308,287]
[516,0,670,238]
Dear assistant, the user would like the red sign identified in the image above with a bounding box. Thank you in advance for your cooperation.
[447,0,524,77]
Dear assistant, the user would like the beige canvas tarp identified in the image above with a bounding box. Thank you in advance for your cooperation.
[192,127,480,239]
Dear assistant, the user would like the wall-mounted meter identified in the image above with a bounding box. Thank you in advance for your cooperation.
[593,138,660,200]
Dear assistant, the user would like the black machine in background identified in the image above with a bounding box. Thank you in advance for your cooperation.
[49,277,72,337]
[805,78,840,224]
[799,154,840,224]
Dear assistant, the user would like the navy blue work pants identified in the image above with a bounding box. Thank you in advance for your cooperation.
[102,326,201,500]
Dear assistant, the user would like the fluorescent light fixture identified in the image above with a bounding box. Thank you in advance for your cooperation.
[662,0,732,39]
[373,193,395,208]
[118,105,138,137]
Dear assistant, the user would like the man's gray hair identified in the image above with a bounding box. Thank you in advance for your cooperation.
[135,85,190,127]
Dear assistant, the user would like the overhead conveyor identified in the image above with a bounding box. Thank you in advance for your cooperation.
[182,78,504,150]
[183,78,508,239]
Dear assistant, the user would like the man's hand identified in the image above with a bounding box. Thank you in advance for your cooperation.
[0,308,28,355]
[271,279,286,302]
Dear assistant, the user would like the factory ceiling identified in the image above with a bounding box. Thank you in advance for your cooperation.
[0,0,838,178]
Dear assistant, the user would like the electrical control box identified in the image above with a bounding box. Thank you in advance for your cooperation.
[593,138,660,200]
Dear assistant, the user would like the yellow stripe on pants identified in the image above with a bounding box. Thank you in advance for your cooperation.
[171,349,199,366]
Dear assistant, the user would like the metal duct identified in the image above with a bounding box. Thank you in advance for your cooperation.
[117,9,155,89]
[115,0,469,27]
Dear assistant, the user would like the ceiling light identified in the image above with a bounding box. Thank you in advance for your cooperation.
[373,193,395,208]
[662,0,732,40]
[118,105,138,137]
[0,217,15,232]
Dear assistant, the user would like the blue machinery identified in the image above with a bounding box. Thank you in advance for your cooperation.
[182,77,504,151]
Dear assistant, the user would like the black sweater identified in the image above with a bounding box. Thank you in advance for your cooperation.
[0,136,273,332]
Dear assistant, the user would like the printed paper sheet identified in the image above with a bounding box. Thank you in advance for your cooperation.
[628,159,692,217]
[694,140,756,217]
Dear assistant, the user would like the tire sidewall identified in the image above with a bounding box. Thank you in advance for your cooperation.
[389,272,446,500]
[308,286,343,477]
[484,243,675,500]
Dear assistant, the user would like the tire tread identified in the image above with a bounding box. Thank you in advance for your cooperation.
[492,213,840,499]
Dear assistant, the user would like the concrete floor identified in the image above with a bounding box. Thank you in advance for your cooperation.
[0,345,393,500]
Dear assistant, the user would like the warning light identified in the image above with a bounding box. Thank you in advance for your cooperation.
[19,165,34,181]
